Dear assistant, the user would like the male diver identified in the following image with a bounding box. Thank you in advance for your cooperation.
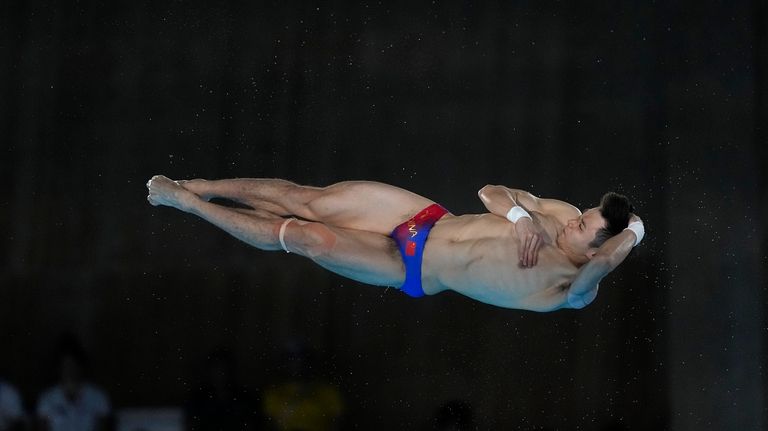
[146,176,644,311]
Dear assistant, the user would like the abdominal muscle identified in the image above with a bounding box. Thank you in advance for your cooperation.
[420,213,579,311]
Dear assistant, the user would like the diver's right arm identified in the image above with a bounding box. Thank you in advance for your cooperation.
[477,185,581,219]
[477,185,581,267]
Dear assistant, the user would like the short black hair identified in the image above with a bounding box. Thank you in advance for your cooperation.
[589,192,635,248]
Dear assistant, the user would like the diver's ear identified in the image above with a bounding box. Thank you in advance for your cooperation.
[585,249,599,260]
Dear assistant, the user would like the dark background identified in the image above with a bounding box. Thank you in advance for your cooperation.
[1,1,766,430]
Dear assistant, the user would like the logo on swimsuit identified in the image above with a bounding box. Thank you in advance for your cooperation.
[407,220,418,238]
[406,240,417,256]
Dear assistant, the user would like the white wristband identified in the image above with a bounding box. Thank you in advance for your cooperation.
[506,206,531,223]
[624,221,644,247]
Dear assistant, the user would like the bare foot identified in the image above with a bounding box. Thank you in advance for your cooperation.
[146,175,197,209]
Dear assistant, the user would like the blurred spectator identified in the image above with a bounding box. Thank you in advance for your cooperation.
[262,342,343,431]
[36,333,112,431]
[0,379,24,431]
[185,347,265,430]
[428,400,475,431]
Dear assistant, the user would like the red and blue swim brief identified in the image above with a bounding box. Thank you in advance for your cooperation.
[390,203,450,297]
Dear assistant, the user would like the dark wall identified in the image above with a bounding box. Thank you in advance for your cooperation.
[1,1,765,430]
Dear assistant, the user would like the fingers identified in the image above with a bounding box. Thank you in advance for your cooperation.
[521,234,532,267]
[531,235,541,266]
[520,233,542,268]
[529,234,538,266]
[525,235,533,267]
[515,220,545,268]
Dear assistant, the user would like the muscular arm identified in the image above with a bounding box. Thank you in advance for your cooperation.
[564,227,638,309]
[478,185,580,218]
[478,185,582,268]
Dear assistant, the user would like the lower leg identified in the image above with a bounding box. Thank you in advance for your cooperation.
[230,207,283,220]
[148,176,286,250]
[190,200,285,250]
[179,178,318,218]
[186,199,287,251]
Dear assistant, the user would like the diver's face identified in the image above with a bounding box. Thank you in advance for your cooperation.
[558,208,606,258]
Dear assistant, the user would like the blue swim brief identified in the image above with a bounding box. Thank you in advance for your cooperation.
[390,203,450,297]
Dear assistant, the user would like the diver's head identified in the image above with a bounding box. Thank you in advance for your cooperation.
[557,192,634,264]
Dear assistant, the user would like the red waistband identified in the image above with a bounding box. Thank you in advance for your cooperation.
[411,203,449,223]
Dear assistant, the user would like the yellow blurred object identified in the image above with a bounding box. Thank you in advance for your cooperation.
[263,381,344,431]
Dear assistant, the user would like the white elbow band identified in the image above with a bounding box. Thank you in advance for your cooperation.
[624,221,645,247]
[278,218,295,253]
[505,206,531,223]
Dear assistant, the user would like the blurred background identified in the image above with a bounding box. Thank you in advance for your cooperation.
[1,1,766,430]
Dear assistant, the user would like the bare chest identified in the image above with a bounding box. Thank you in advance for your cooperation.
[422,214,578,310]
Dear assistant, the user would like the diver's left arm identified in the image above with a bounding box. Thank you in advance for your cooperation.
[565,215,644,309]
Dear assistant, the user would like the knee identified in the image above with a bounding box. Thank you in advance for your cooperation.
[289,222,337,257]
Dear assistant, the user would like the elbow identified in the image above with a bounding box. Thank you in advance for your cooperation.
[566,292,592,309]
[568,295,595,310]
[567,297,589,310]
[477,184,496,198]
[567,285,600,310]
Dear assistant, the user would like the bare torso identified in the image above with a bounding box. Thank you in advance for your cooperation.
[420,211,579,312]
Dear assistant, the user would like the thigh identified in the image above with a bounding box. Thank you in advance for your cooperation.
[307,181,438,235]
[291,221,406,288]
